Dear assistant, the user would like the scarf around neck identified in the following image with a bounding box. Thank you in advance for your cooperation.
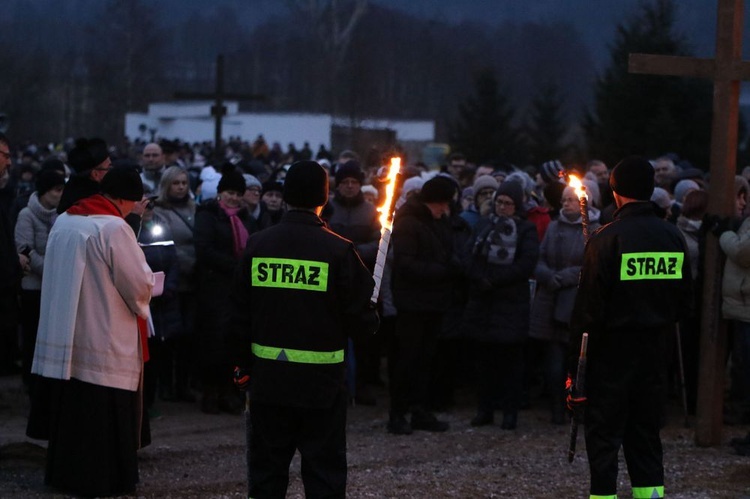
[473,214,518,265]
[66,194,123,217]
[219,199,249,257]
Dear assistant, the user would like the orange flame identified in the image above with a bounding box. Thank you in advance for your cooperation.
[568,174,588,201]
[377,157,401,230]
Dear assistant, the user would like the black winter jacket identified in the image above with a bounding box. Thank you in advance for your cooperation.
[230,210,377,408]
[462,214,539,344]
[391,198,458,312]
[326,192,381,268]
[139,218,183,340]
[568,201,692,373]
[194,200,256,364]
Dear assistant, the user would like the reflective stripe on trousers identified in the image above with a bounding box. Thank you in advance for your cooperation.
[632,485,663,498]
[589,485,664,499]
[251,342,344,364]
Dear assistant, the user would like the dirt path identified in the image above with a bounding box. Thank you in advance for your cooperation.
[1,376,749,498]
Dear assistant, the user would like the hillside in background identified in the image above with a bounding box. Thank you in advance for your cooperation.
[0,0,737,146]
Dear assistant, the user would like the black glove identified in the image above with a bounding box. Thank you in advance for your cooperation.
[364,306,380,335]
[705,214,733,237]
[233,366,251,391]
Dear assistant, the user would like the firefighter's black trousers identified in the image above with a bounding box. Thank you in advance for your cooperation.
[583,327,667,498]
[248,392,347,499]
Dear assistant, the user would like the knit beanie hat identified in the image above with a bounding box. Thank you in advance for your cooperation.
[334,160,365,186]
[650,187,672,210]
[420,176,456,203]
[100,166,144,201]
[505,171,535,196]
[40,158,66,175]
[673,179,699,204]
[283,160,329,208]
[540,160,564,184]
[610,156,654,201]
[35,168,65,195]
[582,177,601,208]
[495,179,524,209]
[243,174,262,190]
[67,137,109,173]
[361,184,378,200]
[402,176,426,197]
[217,170,247,194]
[472,175,499,194]
[262,180,284,196]
[543,181,566,212]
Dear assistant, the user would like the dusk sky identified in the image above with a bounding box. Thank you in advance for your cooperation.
[194,0,748,65]
[374,0,746,68]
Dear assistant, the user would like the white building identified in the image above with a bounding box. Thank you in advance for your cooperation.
[125,101,435,152]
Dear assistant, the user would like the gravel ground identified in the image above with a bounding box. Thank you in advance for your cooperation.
[1,374,749,498]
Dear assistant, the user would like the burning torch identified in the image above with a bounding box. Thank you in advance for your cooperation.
[370,157,404,306]
[567,174,590,243]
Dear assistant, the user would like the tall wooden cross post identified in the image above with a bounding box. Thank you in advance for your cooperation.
[629,0,750,446]
[175,54,266,153]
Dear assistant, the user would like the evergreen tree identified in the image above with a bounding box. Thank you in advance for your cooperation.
[450,68,525,165]
[526,81,568,165]
[584,0,712,168]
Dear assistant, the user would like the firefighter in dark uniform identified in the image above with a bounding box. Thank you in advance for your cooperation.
[568,156,692,499]
[230,160,378,499]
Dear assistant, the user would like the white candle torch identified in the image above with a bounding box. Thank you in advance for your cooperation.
[370,157,403,305]
[568,174,590,243]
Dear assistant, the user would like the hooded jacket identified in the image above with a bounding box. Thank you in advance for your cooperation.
[14,192,57,290]
[720,216,750,322]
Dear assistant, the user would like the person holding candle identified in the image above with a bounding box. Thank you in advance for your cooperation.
[529,186,600,425]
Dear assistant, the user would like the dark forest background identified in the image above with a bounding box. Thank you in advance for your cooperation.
[0,0,743,169]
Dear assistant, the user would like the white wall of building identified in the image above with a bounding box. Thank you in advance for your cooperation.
[125,101,434,150]
[236,113,332,149]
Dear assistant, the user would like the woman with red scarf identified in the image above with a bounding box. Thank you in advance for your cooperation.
[194,169,257,414]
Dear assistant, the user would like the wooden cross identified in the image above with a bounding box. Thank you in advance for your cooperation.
[629,0,750,446]
[175,54,266,152]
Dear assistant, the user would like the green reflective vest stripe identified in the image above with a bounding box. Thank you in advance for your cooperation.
[632,485,664,498]
[620,252,683,281]
[589,495,617,499]
[252,257,329,292]
[251,343,344,364]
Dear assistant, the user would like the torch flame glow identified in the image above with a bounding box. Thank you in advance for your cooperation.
[568,174,588,201]
[377,157,401,231]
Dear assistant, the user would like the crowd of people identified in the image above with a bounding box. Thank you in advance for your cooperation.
[1,132,750,497]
